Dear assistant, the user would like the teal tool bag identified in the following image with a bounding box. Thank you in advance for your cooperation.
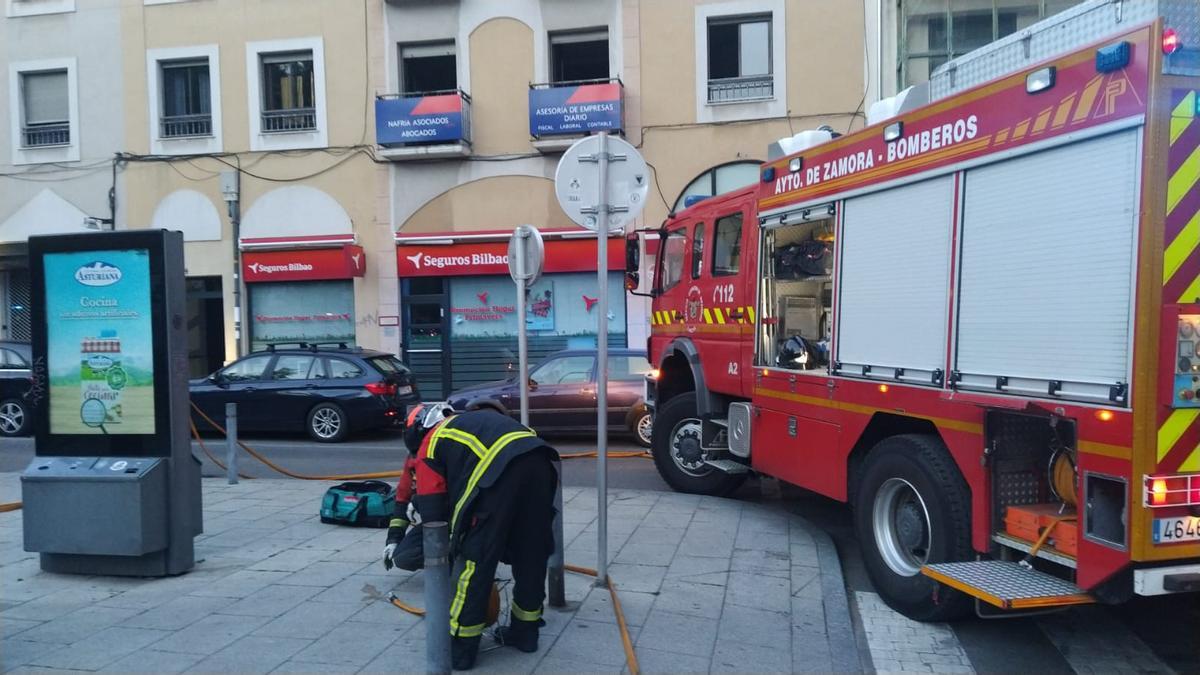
[319,480,395,528]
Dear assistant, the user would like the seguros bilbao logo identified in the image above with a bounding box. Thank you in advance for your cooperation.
[75,262,122,287]
[404,250,507,271]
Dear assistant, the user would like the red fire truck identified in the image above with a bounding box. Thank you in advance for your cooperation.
[629,0,1200,620]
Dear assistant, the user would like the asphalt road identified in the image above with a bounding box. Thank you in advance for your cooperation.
[1,431,1196,672]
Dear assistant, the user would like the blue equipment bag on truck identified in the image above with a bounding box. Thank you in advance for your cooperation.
[319,481,394,528]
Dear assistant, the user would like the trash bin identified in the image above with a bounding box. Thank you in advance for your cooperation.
[22,457,168,559]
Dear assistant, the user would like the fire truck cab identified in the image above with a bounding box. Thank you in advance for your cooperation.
[631,0,1200,621]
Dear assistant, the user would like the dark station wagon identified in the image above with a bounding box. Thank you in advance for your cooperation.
[189,343,420,442]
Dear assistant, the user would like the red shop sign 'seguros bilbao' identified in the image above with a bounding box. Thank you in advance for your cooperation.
[243,245,366,283]
[396,238,623,277]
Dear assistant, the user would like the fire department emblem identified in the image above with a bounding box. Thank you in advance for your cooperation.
[684,286,704,334]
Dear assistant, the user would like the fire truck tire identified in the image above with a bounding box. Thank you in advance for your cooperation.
[650,392,747,496]
[854,434,972,622]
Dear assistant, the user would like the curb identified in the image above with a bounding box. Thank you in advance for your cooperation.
[805,516,870,674]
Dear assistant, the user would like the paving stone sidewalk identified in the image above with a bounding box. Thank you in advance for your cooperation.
[0,473,863,674]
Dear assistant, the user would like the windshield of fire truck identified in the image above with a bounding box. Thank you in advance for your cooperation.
[758,217,834,371]
[660,228,688,292]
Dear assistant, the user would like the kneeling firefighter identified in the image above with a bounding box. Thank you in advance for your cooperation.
[380,408,426,572]
[407,403,559,671]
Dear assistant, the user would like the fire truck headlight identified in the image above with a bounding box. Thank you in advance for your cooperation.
[1026,66,1056,94]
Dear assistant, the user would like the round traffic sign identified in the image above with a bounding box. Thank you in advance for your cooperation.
[507,224,545,283]
[554,134,649,232]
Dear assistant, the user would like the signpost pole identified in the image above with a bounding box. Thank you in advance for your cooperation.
[595,131,610,586]
[516,230,530,428]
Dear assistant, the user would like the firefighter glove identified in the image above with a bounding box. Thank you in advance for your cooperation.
[382,543,398,571]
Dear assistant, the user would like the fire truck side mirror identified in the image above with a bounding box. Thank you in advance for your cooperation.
[625,237,640,273]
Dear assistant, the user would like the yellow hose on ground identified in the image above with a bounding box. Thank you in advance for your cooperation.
[0,502,20,513]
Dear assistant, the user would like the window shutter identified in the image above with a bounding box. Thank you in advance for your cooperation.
[22,71,68,124]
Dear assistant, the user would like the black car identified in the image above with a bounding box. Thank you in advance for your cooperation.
[446,348,654,446]
[189,343,420,442]
[0,341,32,437]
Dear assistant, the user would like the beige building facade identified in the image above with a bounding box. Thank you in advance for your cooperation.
[379,0,866,397]
[116,0,388,376]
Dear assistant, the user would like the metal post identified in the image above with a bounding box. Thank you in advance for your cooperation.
[516,231,530,428]
[225,402,238,484]
[423,521,451,675]
[596,131,610,584]
[548,459,566,607]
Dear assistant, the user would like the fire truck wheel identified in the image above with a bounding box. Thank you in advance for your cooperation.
[854,434,972,622]
[650,392,747,496]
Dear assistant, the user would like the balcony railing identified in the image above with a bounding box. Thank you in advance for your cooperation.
[22,122,70,148]
[160,113,213,139]
[262,108,316,133]
[707,75,775,103]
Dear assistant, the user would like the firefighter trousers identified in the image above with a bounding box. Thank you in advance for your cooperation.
[448,450,557,638]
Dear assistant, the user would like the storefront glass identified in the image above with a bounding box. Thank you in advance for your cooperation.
[249,280,354,351]
[443,272,626,391]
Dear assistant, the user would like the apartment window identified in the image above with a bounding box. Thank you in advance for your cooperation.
[260,51,315,132]
[20,70,69,147]
[900,0,1086,87]
[400,42,456,94]
[550,30,609,83]
[707,15,772,103]
[160,60,211,138]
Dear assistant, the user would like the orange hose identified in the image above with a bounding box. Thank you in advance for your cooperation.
[190,402,403,481]
[0,502,21,513]
[190,419,255,479]
[607,576,641,675]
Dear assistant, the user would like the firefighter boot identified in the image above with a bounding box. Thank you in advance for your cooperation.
[494,617,540,653]
[451,635,480,671]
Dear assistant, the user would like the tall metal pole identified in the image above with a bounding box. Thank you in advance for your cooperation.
[596,132,610,584]
[516,231,530,428]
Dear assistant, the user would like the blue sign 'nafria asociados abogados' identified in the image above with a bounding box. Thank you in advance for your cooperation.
[375,94,466,146]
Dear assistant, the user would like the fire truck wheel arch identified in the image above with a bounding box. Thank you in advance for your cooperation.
[658,339,720,416]
[853,433,973,622]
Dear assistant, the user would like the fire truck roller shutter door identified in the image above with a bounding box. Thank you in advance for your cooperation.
[955,129,1140,401]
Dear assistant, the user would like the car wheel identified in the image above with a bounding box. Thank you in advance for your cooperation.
[853,434,972,622]
[0,398,28,437]
[307,402,349,443]
[650,392,747,496]
[632,409,652,448]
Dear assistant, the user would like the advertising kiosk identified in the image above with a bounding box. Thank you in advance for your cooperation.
[21,230,201,576]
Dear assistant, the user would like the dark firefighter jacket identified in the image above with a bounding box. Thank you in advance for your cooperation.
[413,410,557,550]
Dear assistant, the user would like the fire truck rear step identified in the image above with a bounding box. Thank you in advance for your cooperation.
[921,561,1094,610]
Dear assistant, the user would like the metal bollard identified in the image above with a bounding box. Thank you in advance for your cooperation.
[225,403,238,484]
[548,459,566,607]
[423,521,451,675]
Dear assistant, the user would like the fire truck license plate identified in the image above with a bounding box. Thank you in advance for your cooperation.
[1152,516,1200,544]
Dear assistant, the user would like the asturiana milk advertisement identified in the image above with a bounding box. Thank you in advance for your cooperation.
[44,249,156,434]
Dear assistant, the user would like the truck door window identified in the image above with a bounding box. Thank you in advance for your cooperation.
[661,229,688,292]
[713,213,743,276]
[691,224,706,279]
[757,215,835,371]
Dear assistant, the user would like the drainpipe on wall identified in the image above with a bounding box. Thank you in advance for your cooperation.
[221,170,243,357]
